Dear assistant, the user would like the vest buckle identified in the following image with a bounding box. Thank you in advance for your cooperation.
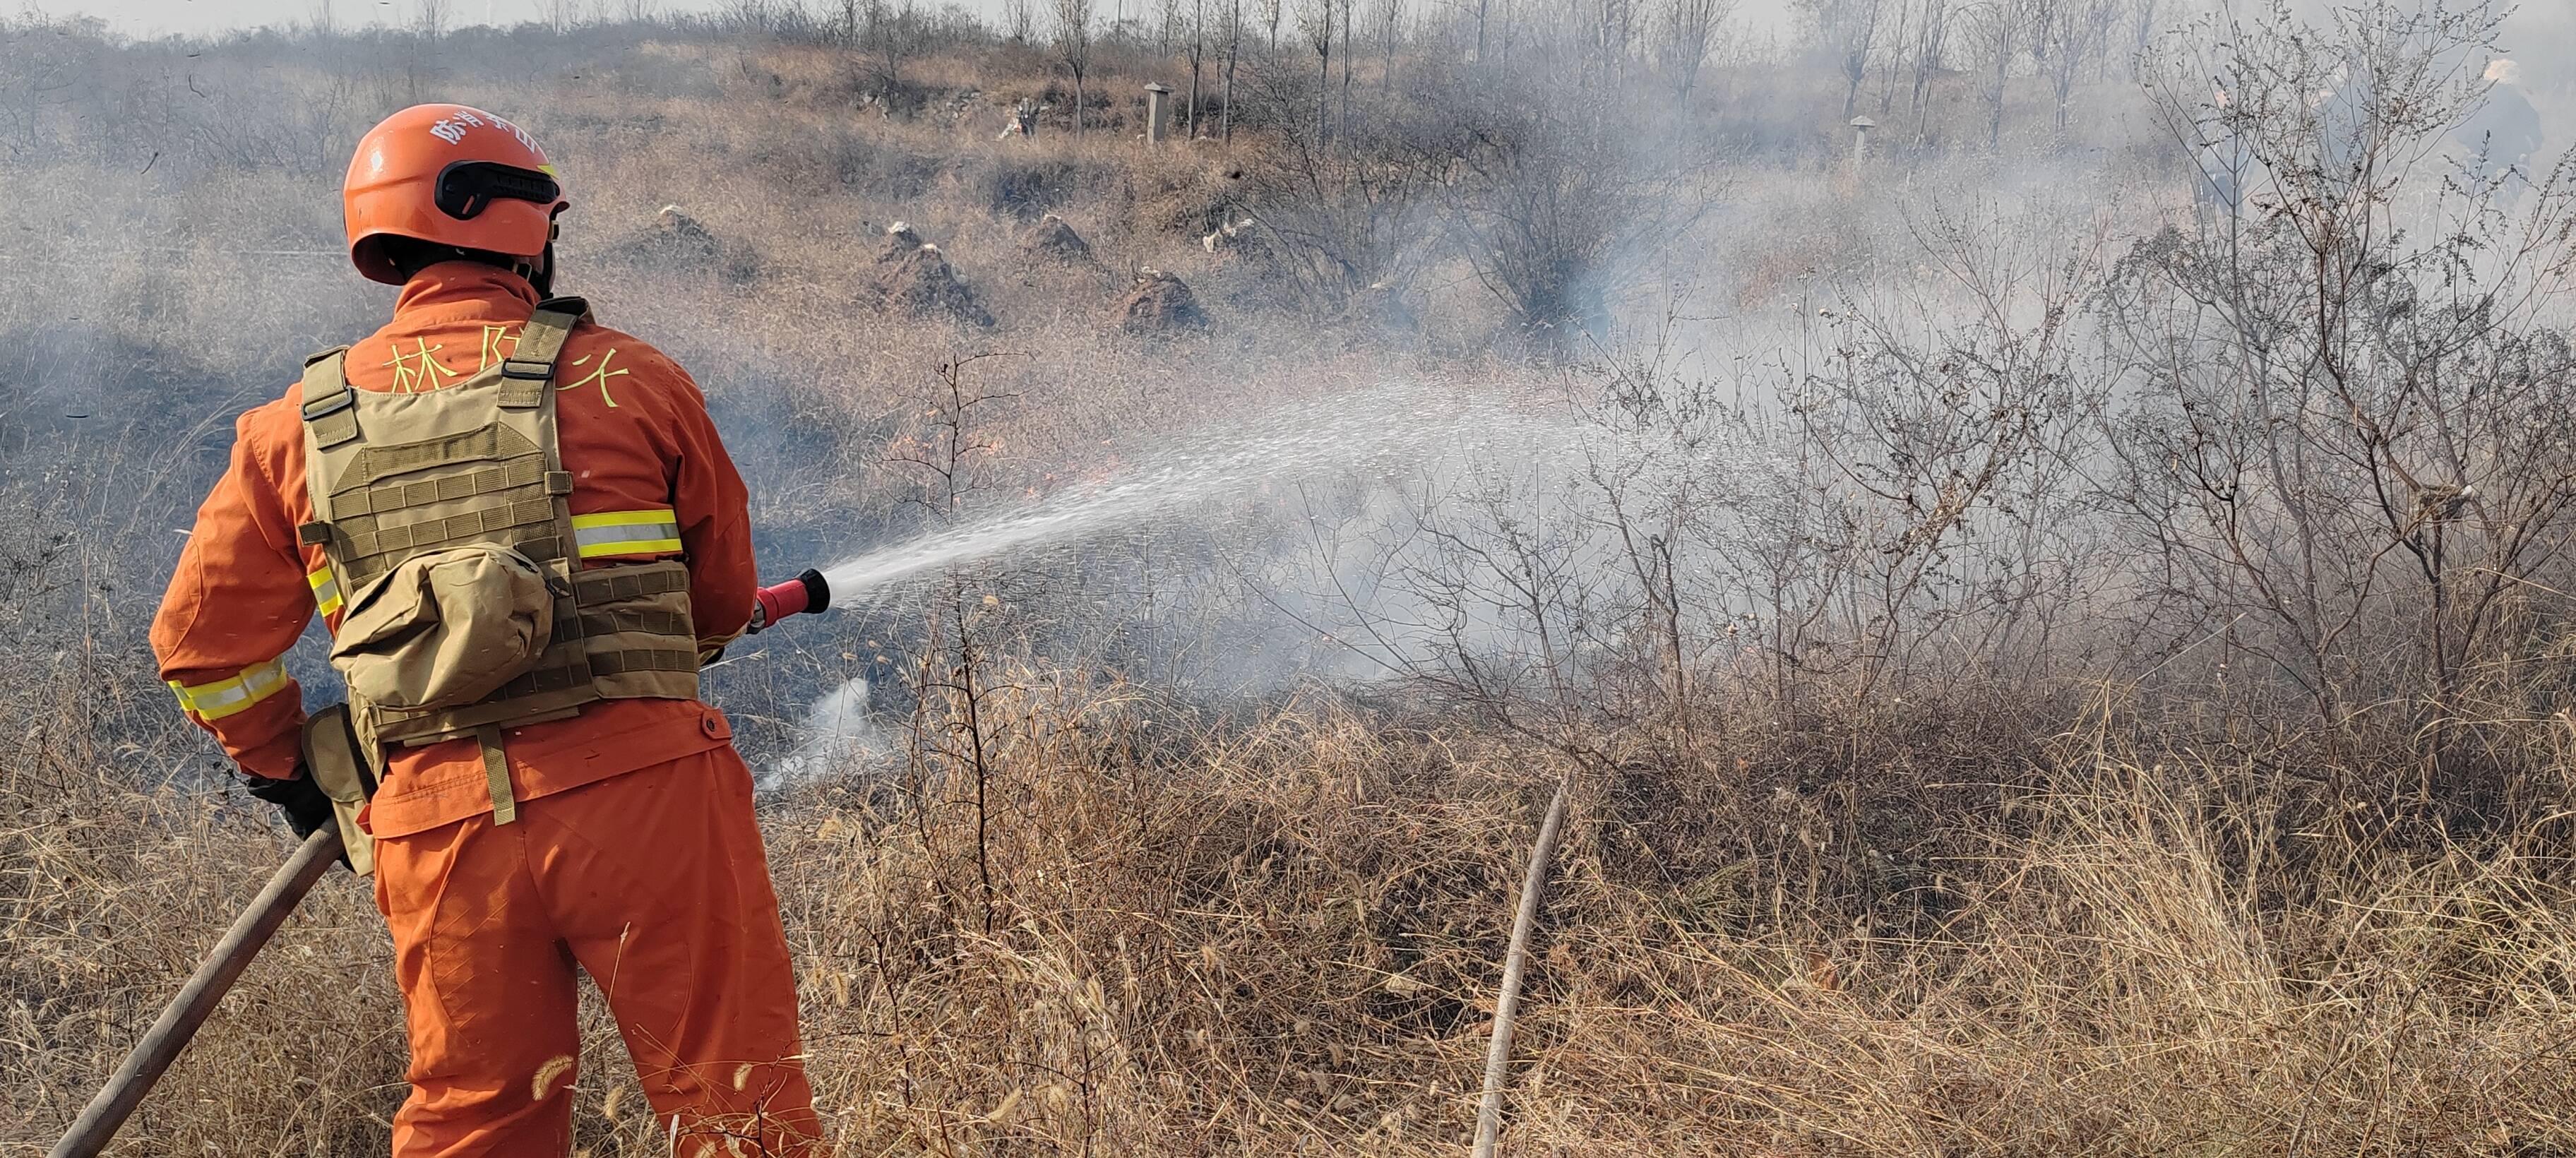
[302,390,354,421]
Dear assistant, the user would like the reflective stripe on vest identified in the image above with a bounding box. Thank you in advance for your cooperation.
[571,510,682,559]
[169,657,290,722]
[309,566,342,616]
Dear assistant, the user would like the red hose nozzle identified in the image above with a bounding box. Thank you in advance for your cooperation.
[749,568,830,633]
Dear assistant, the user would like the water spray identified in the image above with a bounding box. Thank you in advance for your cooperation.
[801,382,1552,608]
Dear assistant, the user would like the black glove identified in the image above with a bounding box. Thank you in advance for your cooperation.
[244,767,337,842]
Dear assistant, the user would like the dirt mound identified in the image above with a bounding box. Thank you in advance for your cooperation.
[657,204,714,248]
[870,227,994,328]
[876,220,927,263]
[610,204,757,281]
[1024,213,1094,263]
[1109,268,1211,333]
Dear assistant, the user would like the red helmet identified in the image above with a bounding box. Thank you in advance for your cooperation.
[342,104,568,285]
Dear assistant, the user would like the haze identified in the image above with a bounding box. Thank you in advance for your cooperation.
[24,0,1820,40]
[37,0,1810,37]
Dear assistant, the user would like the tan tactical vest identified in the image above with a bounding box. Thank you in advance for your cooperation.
[295,297,700,826]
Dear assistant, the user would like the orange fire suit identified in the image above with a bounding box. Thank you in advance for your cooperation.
[151,261,821,1157]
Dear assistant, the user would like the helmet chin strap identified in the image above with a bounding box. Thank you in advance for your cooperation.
[523,215,562,297]
[515,242,555,297]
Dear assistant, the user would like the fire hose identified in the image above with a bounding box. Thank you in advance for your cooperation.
[49,570,833,1158]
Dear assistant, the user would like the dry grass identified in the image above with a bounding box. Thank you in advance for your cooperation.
[14,671,2576,1155]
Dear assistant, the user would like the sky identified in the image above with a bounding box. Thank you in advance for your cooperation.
[20,0,1803,39]
[22,0,2560,64]
[37,0,789,35]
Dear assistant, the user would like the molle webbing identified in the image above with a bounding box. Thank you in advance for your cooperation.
[591,647,701,676]
[561,608,696,643]
[574,562,691,603]
[328,425,549,496]
[333,499,564,587]
[319,424,573,587]
[326,455,565,516]
[453,645,698,698]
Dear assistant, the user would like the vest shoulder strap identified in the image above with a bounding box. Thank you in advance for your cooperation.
[298,346,359,449]
[499,297,590,407]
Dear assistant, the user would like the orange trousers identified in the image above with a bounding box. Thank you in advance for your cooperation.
[373,745,821,1157]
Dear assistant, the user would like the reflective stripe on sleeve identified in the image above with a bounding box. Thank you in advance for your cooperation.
[308,566,342,616]
[168,657,291,722]
[571,509,683,559]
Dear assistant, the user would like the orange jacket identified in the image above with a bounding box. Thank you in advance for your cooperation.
[153,261,758,838]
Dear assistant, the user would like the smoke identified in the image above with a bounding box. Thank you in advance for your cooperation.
[763,676,882,789]
[13,0,2575,783]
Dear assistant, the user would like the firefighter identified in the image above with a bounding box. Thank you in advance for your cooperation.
[150,103,822,1157]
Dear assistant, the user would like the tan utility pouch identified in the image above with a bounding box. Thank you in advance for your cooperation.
[329,544,558,711]
[302,704,380,876]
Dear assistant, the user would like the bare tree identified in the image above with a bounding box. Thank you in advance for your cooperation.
[1261,0,1284,51]
[852,0,921,95]
[415,0,448,41]
[1186,0,1208,136]
[1871,0,1910,112]
[1800,0,1888,119]
[1658,0,1731,100]
[1905,0,1949,134]
[1230,100,1447,315]
[1056,0,1095,136]
[1340,0,1357,144]
[1222,0,1245,140]
[2030,0,2117,131]
[1377,0,1403,92]
[2125,0,2159,79]
[1581,0,1638,73]
[1786,210,2102,705]
[1301,0,1334,145]
[1004,0,1035,40]
[1963,0,2026,148]
[881,354,1028,938]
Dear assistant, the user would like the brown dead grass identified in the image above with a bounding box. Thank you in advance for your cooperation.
[12,664,2576,1155]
